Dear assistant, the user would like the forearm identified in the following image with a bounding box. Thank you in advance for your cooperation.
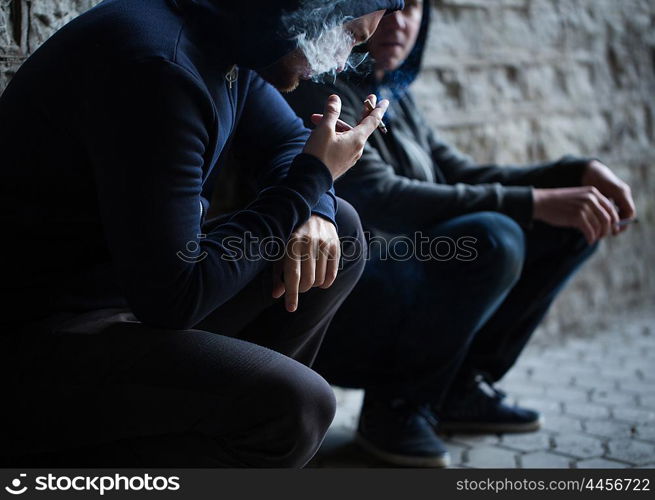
[234,73,337,225]
[99,154,333,330]
[338,170,534,233]
[441,155,593,189]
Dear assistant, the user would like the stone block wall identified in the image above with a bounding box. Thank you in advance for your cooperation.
[412,0,654,338]
[1,1,96,89]
[1,0,653,338]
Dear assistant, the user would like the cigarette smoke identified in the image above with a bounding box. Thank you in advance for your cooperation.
[282,0,371,83]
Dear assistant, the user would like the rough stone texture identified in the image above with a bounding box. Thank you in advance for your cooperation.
[413,0,655,339]
[0,0,21,90]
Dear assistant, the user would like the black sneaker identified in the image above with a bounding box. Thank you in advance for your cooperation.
[356,393,450,467]
[437,373,543,433]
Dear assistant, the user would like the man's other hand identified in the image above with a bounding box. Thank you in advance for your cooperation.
[272,215,341,312]
[304,94,389,180]
[581,160,636,233]
[533,186,619,244]
[533,160,636,244]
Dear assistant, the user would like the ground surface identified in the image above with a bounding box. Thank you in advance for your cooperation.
[311,310,655,468]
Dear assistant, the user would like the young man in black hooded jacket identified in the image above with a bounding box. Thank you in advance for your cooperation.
[286,0,636,467]
[0,0,401,467]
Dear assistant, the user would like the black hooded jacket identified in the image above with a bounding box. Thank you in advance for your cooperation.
[286,2,593,236]
[0,0,402,329]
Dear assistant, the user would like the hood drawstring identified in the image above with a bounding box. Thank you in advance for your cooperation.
[225,64,238,89]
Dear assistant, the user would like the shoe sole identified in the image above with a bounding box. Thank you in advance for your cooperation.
[355,433,451,468]
[438,415,544,434]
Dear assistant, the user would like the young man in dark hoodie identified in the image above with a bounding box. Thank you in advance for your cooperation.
[286,0,636,467]
[0,0,401,467]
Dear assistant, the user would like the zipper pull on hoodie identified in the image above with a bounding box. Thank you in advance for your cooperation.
[225,64,238,89]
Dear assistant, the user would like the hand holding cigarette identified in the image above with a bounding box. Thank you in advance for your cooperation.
[310,93,389,134]
[363,98,388,134]
[304,94,389,180]
[617,218,639,228]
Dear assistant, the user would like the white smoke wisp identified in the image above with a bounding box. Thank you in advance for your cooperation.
[282,0,372,83]
[296,24,354,80]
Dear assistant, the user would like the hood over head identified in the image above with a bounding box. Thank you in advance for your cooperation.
[378,0,430,99]
[173,0,404,70]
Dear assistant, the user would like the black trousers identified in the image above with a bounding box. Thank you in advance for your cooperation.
[0,198,366,467]
[314,212,598,408]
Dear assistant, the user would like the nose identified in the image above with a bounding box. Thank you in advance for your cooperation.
[388,10,407,30]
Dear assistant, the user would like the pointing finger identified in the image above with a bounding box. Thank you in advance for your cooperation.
[354,99,389,139]
[360,94,377,122]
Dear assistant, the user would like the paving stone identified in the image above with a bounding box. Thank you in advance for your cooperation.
[497,380,547,397]
[617,381,655,396]
[500,432,552,452]
[590,388,638,406]
[554,365,599,381]
[544,386,590,403]
[576,345,609,359]
[574,374,619,390]
[612,407,655,425]
[601,371,643,385]
[521,451,572,469]
[443,441,468,466]
[563,402,611,419]
[553,433,604,459]
[583,419,636,439]
[639,394,655,409]
[576,458,630,469]
[635,424,655,442]
[465,446,518,469]
[542,414,584,433]
[528,370,576,387]
[539,350,580,364]
[607,439,655,465]
[634,362,655,376]
[447,433,501,447]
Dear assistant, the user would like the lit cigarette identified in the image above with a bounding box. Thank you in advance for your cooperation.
[617,218,639,227]
[364,99,388,134]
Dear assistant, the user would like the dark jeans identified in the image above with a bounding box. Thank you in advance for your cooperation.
[314,212,598,408]
[0,198,366,467]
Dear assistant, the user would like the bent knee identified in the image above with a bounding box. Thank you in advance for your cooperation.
[459,212,526,284]
[263,364,336,467]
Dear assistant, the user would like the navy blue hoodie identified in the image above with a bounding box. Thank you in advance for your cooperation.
[0,0,402,329]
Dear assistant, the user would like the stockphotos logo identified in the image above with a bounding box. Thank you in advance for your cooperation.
[4,474,27,495]
[3,473,181,496]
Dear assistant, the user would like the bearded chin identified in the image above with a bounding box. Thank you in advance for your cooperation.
[259,60,301,93]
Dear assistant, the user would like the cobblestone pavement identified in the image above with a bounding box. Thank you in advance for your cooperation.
[310,311,655,468]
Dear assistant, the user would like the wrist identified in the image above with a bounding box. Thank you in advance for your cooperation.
[580,160,597,186]
[581,159,612,187]
[532,188,546,221]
